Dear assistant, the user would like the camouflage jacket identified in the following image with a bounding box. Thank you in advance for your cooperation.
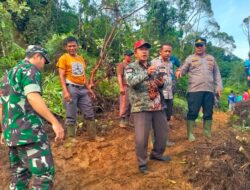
[0,60,48,146]
[125,60,163,113]
[178,54,223,93]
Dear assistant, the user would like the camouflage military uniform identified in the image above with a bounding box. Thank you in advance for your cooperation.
[125,60,167,167]
[0,60,55,189]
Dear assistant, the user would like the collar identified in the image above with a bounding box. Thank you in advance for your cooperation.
[137,60,149,69]
[194,53,207,57]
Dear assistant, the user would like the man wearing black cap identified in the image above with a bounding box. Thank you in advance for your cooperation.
[175,37,223,141]
[0,45,64,189]
[116,50,133,128]
[125,40,171,174]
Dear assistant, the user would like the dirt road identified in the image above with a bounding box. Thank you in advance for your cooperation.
[0,111,249,190]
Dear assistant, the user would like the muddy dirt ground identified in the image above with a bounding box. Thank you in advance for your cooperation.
[0,111,250,190]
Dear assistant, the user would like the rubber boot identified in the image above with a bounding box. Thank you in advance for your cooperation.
[86,119,97,140]
[67,125,76,138]
[203,120,212,138]
[187,120,196,142]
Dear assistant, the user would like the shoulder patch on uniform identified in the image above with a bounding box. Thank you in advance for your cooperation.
[125,68,135,73]
[192,57,199,62]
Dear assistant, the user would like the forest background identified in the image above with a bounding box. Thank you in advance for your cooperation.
[1,0,250,117]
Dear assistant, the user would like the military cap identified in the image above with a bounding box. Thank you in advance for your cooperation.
[124,50,134,56]
[134,39,151,50]
[195,37,207,46]
[26,45,50,64]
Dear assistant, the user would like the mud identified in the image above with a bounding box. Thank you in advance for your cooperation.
[0,111,250,190]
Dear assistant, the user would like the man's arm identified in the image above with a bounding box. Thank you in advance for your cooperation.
[58,68,71,102]
[175,57,190,79]
[27,92,64,141]
[213,62,223,97]
[117,74,125,95]
[125,65,157,88]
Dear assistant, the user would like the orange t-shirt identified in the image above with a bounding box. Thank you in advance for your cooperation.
[57,53,87,85]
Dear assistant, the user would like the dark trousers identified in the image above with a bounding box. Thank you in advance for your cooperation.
[133,111,167,166]
[187,91,214,120]
[164,99,173,121]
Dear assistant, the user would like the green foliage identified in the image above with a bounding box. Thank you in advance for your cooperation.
[0,0,247,116]
[97,77,119,100]
[173,96,188,115]
[0,44,25,76]
[43,34,69,65]
[42,72,65,117]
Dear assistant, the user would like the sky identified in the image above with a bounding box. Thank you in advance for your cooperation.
[211,0,250,59]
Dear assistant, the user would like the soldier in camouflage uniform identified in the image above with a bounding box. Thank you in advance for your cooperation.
[175,37,223,141]
[125,40,171,174]
[0,45,64,189]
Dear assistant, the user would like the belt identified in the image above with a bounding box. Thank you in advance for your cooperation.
[66,83,85,89]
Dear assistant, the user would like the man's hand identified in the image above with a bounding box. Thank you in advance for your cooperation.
[175,70,182,79]
[63,89,71,102]
[52,121,65,142]
[154,76,164,87]
[88,88,96,100]
[0,133,4,145]
[216,89,222,97]
[147,65,157,76]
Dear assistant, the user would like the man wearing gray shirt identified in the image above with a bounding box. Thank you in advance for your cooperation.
[175,37,223,141]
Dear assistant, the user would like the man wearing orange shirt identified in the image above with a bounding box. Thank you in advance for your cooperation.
[57,36,96,139]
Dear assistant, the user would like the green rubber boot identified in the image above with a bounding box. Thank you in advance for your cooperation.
[87,120,97,140]
[187,120,196,142]
[203,120,212,138]
[67,125,76,137]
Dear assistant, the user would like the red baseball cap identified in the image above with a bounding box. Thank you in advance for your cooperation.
[134,39,151,50]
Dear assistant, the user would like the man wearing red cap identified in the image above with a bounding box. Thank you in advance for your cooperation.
[125,39,171,174]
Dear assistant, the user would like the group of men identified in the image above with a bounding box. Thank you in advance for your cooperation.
[118,37,223,173]
[0,36,223,188]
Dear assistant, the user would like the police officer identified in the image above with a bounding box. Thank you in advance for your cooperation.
[116,50,134,128]
[175,37,223,141]
[125,39,171,174]
[0,45,64,189]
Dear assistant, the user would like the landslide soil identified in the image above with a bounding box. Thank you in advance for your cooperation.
[0,111,250,190]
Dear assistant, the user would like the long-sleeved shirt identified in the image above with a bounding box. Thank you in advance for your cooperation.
[178,54,223,93]
[151,56,172,99]
[125,60,162,113]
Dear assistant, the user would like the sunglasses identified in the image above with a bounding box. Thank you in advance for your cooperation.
[195,44,204,48]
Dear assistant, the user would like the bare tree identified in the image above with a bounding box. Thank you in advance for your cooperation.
[89,2,147,87]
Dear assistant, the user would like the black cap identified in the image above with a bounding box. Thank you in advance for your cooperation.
[26,45,50,64]
[124,50,134,56]
[195,37,207,46]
